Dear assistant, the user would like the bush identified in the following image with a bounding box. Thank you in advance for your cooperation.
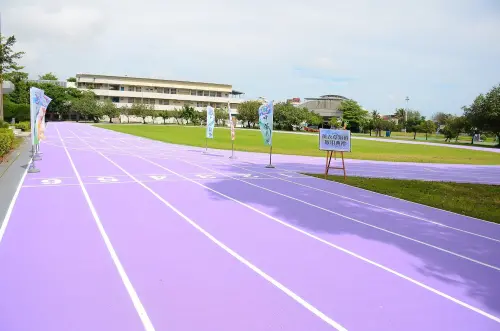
[0,120,10,129]
[0,128,15,157]
[15,121,30,131]
[4,101,30,122]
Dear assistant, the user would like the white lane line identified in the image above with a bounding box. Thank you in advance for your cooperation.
[236,160,500,227]
[211,160,500,244]
[0,159,31,244]
[171,158,500,271]
[55,126,155,331]
[132,154,500,324]
[69,129,347,331]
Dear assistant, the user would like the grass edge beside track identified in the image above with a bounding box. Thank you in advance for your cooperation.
[94,124,500,165]
[305,174,500,224]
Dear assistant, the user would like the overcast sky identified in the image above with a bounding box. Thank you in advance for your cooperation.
[3,0,500,116]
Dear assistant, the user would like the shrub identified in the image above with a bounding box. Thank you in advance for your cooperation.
[15,121,30,131]
[0,128,15,158]
[0,120,10,129]
[4,101,30,122]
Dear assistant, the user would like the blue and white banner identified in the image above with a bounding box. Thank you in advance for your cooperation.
[206,106,215,139]
[258,100,274,146]
[30,87,45,146]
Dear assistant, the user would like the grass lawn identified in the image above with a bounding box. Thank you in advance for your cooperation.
[96,124,500,165]
[306,174,500,224]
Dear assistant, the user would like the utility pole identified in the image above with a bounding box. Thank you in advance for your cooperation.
[405,96,409,131]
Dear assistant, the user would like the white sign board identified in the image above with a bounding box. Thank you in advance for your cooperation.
[319,129,351,152]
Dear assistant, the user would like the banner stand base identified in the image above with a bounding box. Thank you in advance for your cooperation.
[27,162,40,173]
[265,164,275,169]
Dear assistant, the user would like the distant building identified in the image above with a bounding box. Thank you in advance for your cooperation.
[75,73,245,114]
[286,97,302,105]
[382,114,399,125]
[300,94,349,120]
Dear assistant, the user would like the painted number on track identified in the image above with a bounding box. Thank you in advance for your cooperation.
[150,175,167,180]
[97,176,118,183]
[41,178,62,185]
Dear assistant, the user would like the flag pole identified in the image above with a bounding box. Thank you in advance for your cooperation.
[265,145,274,168]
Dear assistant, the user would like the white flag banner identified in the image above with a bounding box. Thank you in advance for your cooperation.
[206,106,215,139]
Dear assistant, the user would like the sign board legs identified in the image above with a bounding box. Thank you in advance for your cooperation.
[324,151,346,180]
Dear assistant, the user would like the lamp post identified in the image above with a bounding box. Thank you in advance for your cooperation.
[405,96,409,132]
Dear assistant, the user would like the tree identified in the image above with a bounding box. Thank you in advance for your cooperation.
[214,108,228,126]
[159,110,170,124]
[237,101,260,128]
[39,72,58,80]
[4,70,29,105]
[0,35,25,120]
[406,110,425,139]
[371,110,384,136]
[418,120,437,140]
[180,105,197,125]
[464,84,500,146]
[120,105,131,123]
[72,91,101,122]
[393,108,406,128]
[442,116,467,142]
[130,101,151,124]
[432,112,451,126]
[306,111,323,127]
[67,77,77,82]
[339,100,368,132]
[169,109,182,125]
[100,99,119,123]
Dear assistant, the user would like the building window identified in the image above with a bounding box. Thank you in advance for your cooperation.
[209,91,216,97]
[163,100,169,105]
[128,86,134,91]
[157,87,164,93]
[164,88,170,94]
[136,87,141,92]
[128,98,134,103]
[120,86,124,91]
[170,89,177,94]
[191,90,197,96]
[197,91,203,96]
[216,92,222,97]
[197,102,203,107]
[203,91,210,96]
[111,97,119,103]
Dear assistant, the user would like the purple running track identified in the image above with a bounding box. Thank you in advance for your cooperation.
[0,122,499,331]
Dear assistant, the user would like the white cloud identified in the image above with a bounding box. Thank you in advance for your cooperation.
[2,0,499,116]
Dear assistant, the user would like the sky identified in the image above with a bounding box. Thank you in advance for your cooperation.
[2,0,500,117]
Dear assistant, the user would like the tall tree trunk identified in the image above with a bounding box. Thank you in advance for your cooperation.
[471,135,474,145]
[369,130,372,136]
[413,131,416,140]
[425,133,428,140]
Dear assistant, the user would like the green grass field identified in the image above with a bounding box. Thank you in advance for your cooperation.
[96,124,500,165]
[307,174,500,224]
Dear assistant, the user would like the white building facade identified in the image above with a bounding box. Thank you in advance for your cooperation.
[76,74,245,115]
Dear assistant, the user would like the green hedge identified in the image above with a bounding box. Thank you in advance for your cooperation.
[14,121,30,131]
[4,101,30,122]
[0,128,15,158]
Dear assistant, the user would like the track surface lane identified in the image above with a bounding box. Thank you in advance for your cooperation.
[0,128,143,331]
[1,122,499,331]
